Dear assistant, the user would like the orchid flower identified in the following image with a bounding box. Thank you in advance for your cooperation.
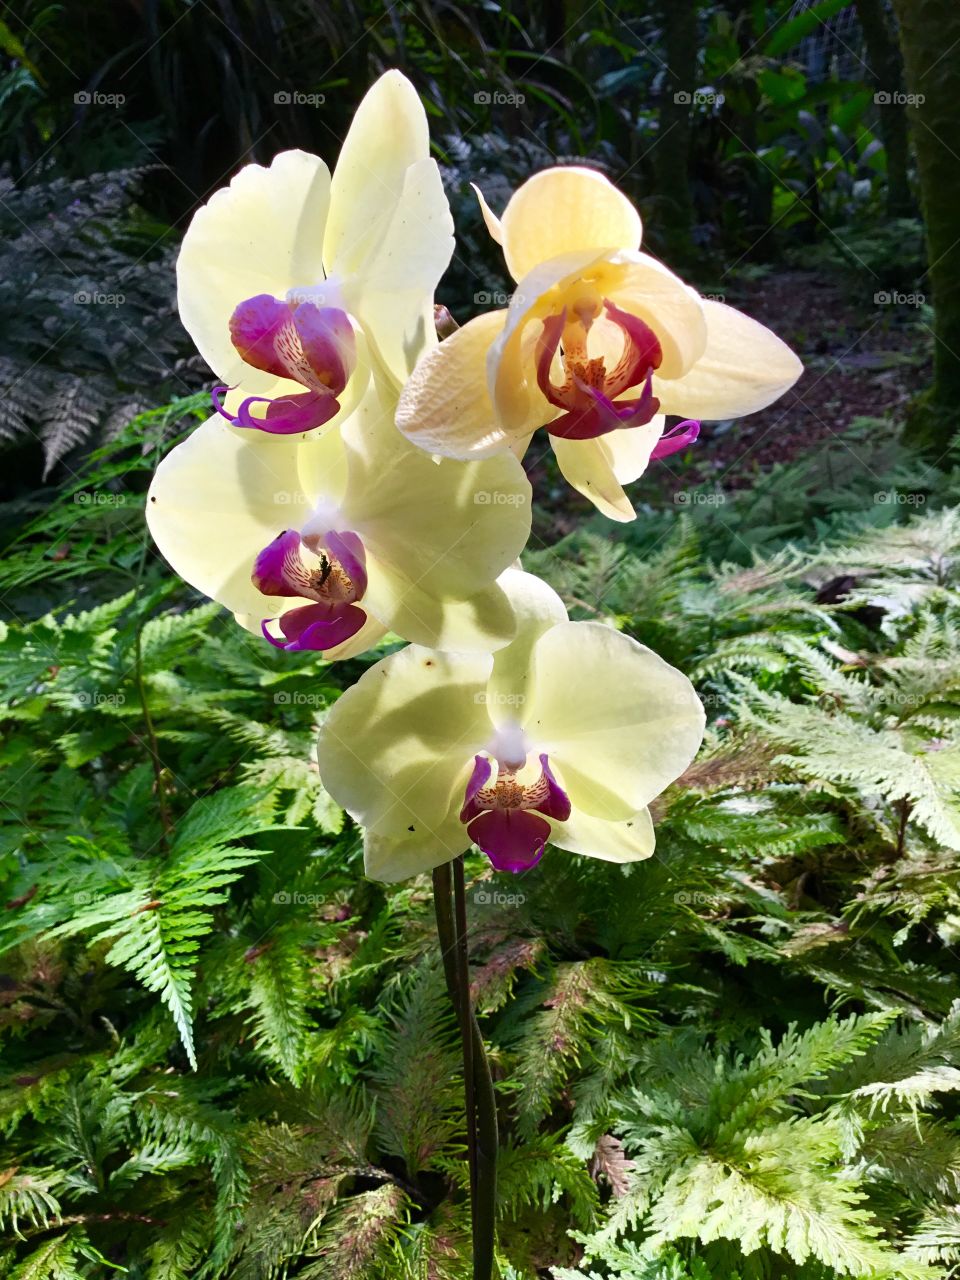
[315,570,705,880]
[395,167,803,521]
[146,378,532,659]
[177,70,454,437]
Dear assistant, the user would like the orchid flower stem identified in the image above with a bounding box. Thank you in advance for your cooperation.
[452,857,479,1210]
[432,860,498,1280]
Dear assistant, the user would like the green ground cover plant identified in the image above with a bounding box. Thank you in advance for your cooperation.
[1,408,959,1278]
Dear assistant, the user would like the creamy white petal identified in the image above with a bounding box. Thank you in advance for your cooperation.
[363,818,473,883]
[487,568,568,715]
[551,419,667,523]
[500,167,643,282]
[606,416,667,483]
[324,70,431,278]
[395,310,510,458]
[550,436,636,523]
[524,622,705,821]
[341,156,454,387]
[309,374,532,651]
[552,804,656,862]
[177,151,331,389]
[146,416,315,617]
[340,400,531,604]
[654,299,803,419]
[362,571,522,653]
[315,644,492,845]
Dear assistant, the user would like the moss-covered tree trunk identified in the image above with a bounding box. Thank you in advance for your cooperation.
[855,0,914,216]
[892,0,960,445]
[654,0,699,264]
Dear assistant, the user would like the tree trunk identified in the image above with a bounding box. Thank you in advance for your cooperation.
[855,0,914,216]
[654,0,699,264]
[892,0,960,446]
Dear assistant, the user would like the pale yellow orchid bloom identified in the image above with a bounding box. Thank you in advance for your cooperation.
[147,376,532,659]
[396,167,802,520]
[177,70,454,438]
[316,569,705,880]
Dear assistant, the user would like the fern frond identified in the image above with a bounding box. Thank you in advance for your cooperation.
[371,961,461,1174]
[497,1134,598,1228]
[299,1183,409,1278]
[0,1167,62,1235]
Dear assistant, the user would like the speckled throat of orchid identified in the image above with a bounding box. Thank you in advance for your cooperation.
[253,526,368,652]
[460,724,571,872]
[213,294,357,435]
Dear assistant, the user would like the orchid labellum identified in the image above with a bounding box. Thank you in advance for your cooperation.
[177,71,454,437]
[396,167,803,520]
[315,571,706,880]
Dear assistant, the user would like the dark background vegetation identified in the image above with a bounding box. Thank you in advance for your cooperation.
[2,0,957,492]
[3,3,960,1278]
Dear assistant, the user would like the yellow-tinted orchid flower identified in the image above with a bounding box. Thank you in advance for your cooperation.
[315,570,705,880]
[147,377,532,659]
[177,70,454,438]
[396,167,803,521]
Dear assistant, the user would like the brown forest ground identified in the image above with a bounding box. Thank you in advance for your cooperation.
[695,267,932,486]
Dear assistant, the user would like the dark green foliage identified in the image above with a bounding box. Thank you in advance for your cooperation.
[0,170,199,481]
[893,0,960,441]
[1,0,919,266]
[0,408,958,1276]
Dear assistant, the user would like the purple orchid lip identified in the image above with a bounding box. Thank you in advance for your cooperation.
[536,298,663,440]
[460,752,571,873]
[213,385,341,436]
[261,602,366,652]
[467,809,550,874]
[213,296,357,436]
[253,527,368,653]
